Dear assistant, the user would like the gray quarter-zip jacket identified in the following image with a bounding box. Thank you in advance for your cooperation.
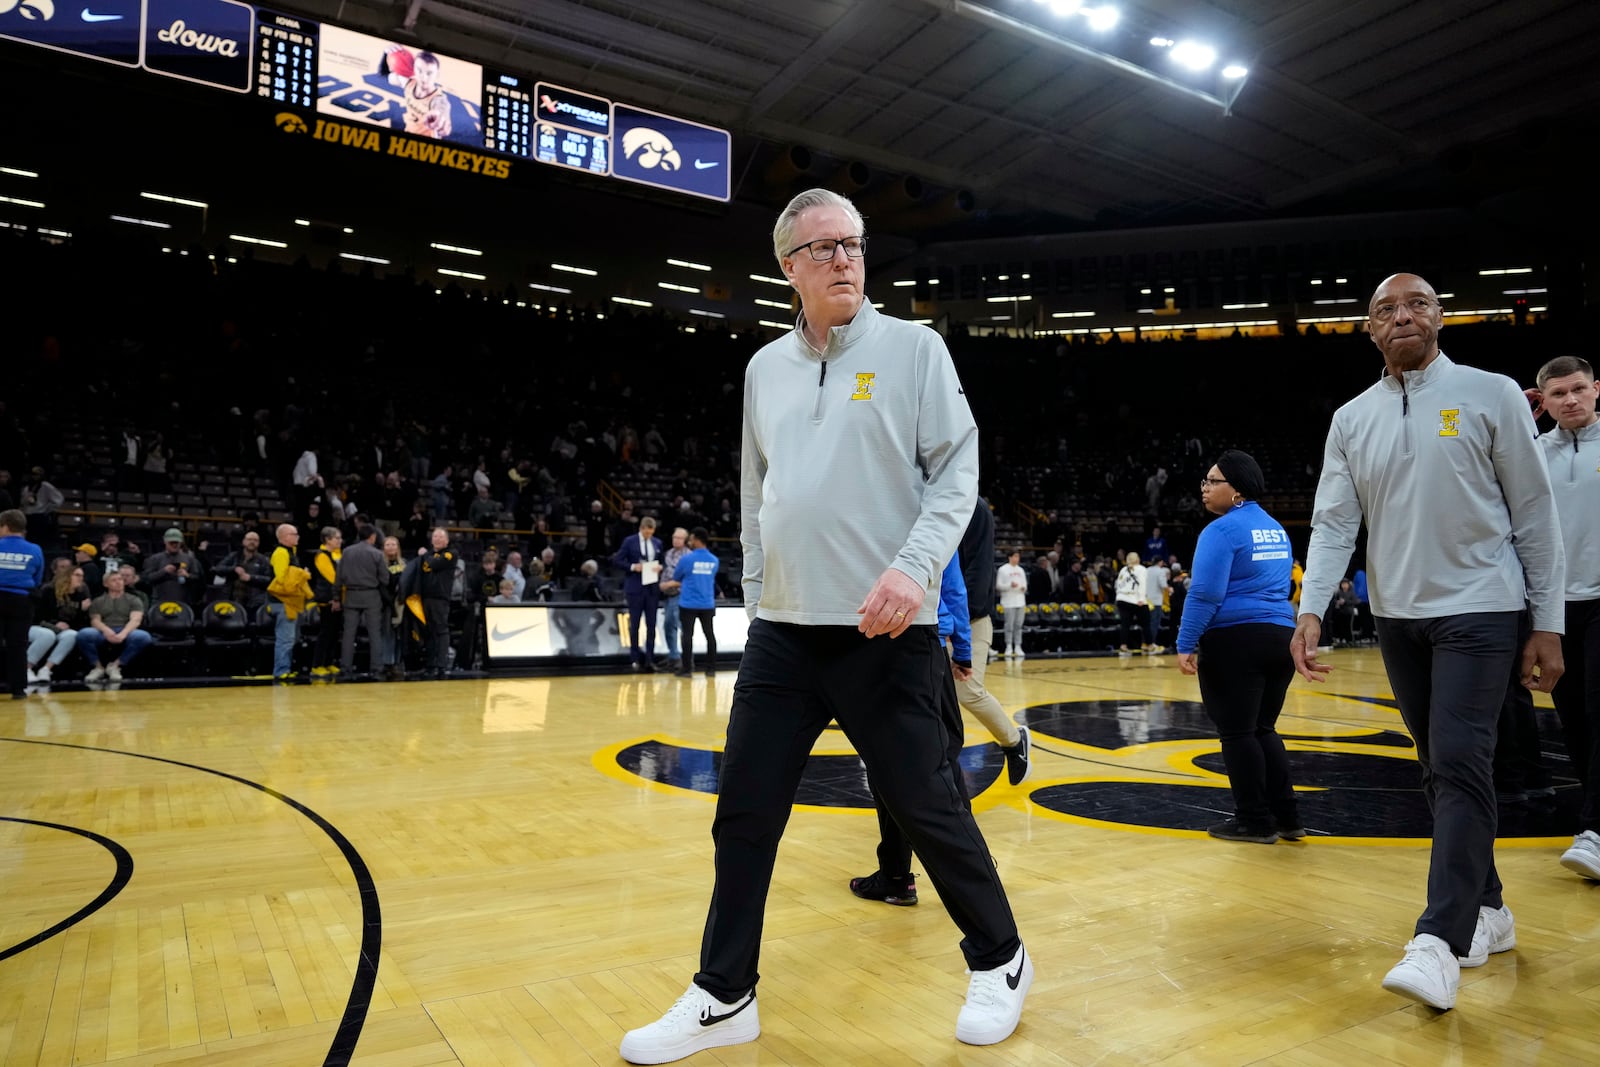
[1539,418,1600,603]
[740,299,978,625]
[1300,353,1565,633]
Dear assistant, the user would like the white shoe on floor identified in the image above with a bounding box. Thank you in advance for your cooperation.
[106,662,123,682]
[36,663,52,683]
[1381,933,1458,1010]
[85,665,107,683]
[956,943,1032,1045]
[26,667,38,684]
[1460,905,1515,967]
[619,983,758,1064]
[1561,830,1600,880]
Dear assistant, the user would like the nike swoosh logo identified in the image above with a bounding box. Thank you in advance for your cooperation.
[81,8,124,20]
[693,159,719,170]
[490,623,539,641]
[699,992,753,1027]
[1005,949,1025,990]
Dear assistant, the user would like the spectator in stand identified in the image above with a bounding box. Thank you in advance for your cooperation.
[216,530,273,613]
[610,501,641,555]
[78,570,152,684]
[1145,556,1171,652]
[996,549,1028,659]
[660,527,689,671]
[1115,551,1148,654]
[417,527,458,679]
[1061,560,1086,603]
[99,531,138,577]
[292,444,324,512]
[20,466,64,542]
[298,499,326,551]
[430,465,454,521]
[403,498,430,548]
[570,559,604,603]
[488,579,519,605]
[309,527,343,678]
[502,550,527,601]
[1,508,45,699]
[117,425,142,492]
[585,500,608,556]
[467,485,502,529]
[1145,526,1170,567]
[1027,553,1053,604]
[72,542,104,596]
[336,525,389,677]
[614,516,664,671]
[460,550,501,670]
[143,529,203,607]
[29,561,90,685]
[1325,580,1361,645]
[141,433,171,494]
[671,527,719,677]
[117,563,148,612]
[1144,467,1168,519]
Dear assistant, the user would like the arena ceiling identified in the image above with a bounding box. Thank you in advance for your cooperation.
[287,0,1600,237]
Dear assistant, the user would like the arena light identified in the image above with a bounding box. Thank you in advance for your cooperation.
[38,227,71,238]
[749,273,791,287]
[1222,302,1269,310]
[229,233,288,248]
[659,281,699,293]
[141,191,209,209]
[529,282,572,294]
[1051,310,1095,318]
[892,279,917,287]
[758,319,794,330]
[551,262,598,276]
[0,194,44,208]
[1084,5,1119,31]
[1,166,39,178]
[911,319,934,325]
[690,309,726,319]
[1313,298,1358,305]
[668,258,712,271]
[340,252,391,264]
[1170,41,1216,71]
[294,218,311,226]
[754,298,793,310]
[431,242,483,256]
[1221,64,1248,79]
[111,214,169,228]
[1479,267,1533,276]
[986,294,1032,302]
[439,267,487,280]
[1503,288,1548,295]
[612,296,652,307]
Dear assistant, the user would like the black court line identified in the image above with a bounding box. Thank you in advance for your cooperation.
[2,738,379,1067]
[0,817,134,963]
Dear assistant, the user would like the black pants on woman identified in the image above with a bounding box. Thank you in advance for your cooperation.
[1197,623,1298,830]
[1553,599,1600,833]
[1117,601,1144,648]
[680,607,717,673]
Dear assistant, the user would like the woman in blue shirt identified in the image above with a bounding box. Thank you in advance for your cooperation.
[1175,451,1300,844]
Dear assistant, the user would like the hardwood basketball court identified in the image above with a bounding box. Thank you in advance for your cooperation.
[3,649,1598,1065]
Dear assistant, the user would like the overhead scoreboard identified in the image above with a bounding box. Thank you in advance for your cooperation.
[2,0,731,201]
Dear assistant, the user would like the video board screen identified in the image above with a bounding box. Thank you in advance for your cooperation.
[532,81,611,176]
[316,23,482,147]
[0,0,142,66]
[483,69,532,159]
[255,8,316,108]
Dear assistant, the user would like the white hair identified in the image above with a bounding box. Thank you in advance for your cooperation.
[773,188,865,266]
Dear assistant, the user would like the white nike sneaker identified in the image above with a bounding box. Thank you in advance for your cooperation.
[956,943,1032,1045]
[1460,905,1515,967]
[619,983,759,1064]
[1561,830,1600,880]
[1381,933,1458,1010]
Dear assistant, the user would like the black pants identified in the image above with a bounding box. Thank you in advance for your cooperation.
[1196,623,1298,829]
[625,586,660,663]
[872,659,968,878]
[1494,611,1551,795]
[1552,599,1600,833]
[1117,601,1144,648]
[680,607,716,672]
[422,597,452,669]
[694,622,1020,1001]
[313,605,341,669]
[1,591,30,697]
[1375,611,1518,957]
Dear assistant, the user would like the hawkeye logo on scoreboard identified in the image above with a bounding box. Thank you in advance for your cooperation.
[143,0,254,92]
[276,112,511,180]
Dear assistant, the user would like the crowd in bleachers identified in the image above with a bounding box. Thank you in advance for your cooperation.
[1,230,1573,684]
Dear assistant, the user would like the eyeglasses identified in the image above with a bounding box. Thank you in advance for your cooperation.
[785,236,867,262]
[1371,297,1436,322]
[1200,476,1229,486]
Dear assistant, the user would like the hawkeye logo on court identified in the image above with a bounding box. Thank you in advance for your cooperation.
[274,112,511,180]
[1438,408,1460,437]
[851,372,876,401]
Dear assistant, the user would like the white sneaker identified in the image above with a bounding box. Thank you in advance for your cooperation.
[1015,650,1025,660]
[955,943,1032,1045]
[1561,830,1600,881]
[26,667,38,684]
[1460,905,1515,967]
[85,665,107,683]
[106,662,123,682]
[1381,933,1458,1010]
[36,664,52,683]
[619,984,758,1064]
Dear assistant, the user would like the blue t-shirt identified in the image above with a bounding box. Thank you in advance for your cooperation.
[0,533,44,596]
[936,555,971,664]
[672,548,720,609]
[1175,502,1295,653]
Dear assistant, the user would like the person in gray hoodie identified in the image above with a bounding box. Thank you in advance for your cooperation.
[1530,355,1600,880]
[1292,273,1565,1013]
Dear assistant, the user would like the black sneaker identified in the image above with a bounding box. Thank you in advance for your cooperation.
[1276,822,1308,841]
[848,871,917,906]
[1002,725,1032,786]
[1207,819,1279,844]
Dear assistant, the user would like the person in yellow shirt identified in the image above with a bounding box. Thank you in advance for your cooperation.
[309,527,343,677]
[268,524,312,683]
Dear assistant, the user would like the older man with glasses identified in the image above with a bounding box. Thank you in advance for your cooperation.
[619,188,1031,1064]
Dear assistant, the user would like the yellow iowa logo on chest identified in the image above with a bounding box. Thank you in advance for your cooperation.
[851,372,876,401]
[1438,408,1459,437]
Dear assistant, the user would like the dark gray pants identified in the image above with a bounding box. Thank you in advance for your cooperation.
[341,595,385,672]
[1375,611,1518,957]
[1553,599,1600,832]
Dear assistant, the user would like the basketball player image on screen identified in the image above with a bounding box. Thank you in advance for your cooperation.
[380,45,452,138]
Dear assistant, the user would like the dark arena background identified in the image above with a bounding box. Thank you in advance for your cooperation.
[3,2,1599,1064]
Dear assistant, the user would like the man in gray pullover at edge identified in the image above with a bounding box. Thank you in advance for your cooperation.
[1291,272,1565,1013]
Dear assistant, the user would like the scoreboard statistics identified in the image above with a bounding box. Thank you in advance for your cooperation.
[2,0,733,202]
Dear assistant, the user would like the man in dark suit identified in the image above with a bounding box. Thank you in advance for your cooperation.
[612,515,664,671]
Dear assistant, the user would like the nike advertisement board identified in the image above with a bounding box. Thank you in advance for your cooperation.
[0,0,142,66]
[611,102,731,202]
[485,604,749,666]
[143,0,254,91]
